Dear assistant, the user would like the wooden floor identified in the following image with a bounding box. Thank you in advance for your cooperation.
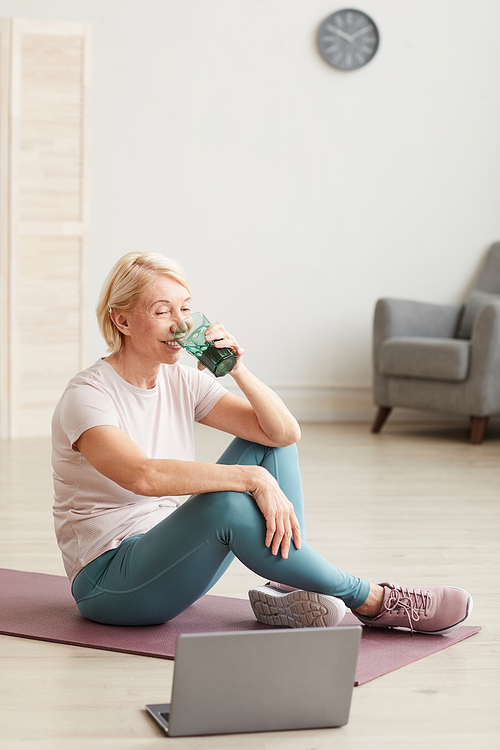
[1,421,499,749]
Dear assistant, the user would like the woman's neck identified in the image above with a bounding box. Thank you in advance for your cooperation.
[104,351,160,390]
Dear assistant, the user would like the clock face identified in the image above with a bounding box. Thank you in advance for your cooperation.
[318,9,379,71]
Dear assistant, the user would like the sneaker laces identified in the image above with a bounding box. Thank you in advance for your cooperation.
[384,585,432,633]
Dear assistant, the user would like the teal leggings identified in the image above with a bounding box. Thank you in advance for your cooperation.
[72,438,370,626]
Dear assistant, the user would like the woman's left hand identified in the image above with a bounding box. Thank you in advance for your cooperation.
[203,322,244,373]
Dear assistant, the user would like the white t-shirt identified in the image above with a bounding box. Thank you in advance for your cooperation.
[52,359,227,583]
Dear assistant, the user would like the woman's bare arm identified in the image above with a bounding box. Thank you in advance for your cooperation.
[199,322,301,447]
[75,425,301,559]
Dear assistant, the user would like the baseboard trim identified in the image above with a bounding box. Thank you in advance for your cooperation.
[224,383,474,424]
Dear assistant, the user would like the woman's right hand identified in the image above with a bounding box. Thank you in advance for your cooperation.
[246,466,302,560]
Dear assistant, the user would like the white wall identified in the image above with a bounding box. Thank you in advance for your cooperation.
[2,0,500,420]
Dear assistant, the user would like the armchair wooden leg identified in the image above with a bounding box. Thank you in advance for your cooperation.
[371,406,392,434]
[470,416,489,445]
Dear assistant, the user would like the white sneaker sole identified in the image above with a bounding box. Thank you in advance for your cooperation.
[248,585,346,628]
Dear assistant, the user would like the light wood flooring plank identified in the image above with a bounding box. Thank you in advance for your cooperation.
[0,422,499,749]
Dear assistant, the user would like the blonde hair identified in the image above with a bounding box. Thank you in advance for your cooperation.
[96,252,191,354]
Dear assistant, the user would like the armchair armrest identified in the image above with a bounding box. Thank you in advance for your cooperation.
[466,302,500,415]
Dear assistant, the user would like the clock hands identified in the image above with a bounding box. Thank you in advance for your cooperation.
[328,27,372,56]
[328,26,353,43]
[350,25,372,41]
[328,23,374,50]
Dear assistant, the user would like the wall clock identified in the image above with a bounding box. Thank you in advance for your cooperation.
[318,9,379,71]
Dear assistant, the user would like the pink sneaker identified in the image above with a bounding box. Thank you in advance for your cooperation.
[353,582,473,635]
[248,584,346,628]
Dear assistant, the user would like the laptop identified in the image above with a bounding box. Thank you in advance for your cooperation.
[146,626,361,736]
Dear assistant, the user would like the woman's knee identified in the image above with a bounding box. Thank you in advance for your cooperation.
[197,489,257,520]
[188,490,264,544]
[274,442,298,461]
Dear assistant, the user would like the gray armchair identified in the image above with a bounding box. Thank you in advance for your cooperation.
[372,243,500,444]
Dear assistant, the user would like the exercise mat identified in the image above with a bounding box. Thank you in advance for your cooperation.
[0,568,481,685]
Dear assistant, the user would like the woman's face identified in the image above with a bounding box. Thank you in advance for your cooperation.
[118,275,192,366]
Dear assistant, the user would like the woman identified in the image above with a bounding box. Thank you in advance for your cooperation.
[52,252,472,633]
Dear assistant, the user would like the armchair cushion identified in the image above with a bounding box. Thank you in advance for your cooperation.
[457,290,500,339]
[380,337,471,382]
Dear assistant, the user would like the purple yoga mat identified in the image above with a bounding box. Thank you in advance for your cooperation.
[0,568,481,685]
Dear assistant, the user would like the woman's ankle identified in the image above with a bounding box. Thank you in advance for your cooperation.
[352,583,385,617]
